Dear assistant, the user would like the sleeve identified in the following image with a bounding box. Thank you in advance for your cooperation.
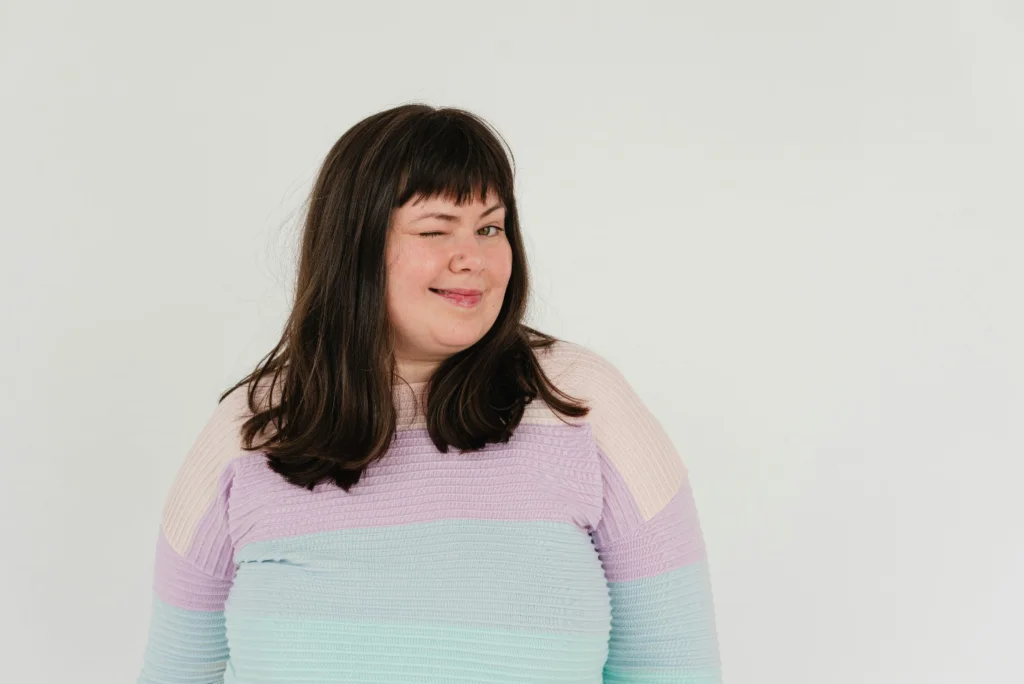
[137,394,245,684]
[585,351,723,683]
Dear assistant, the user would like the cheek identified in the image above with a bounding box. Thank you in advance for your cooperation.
[492,245,514,286]
[389,242,436,289]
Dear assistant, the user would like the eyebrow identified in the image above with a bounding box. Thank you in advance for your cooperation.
[413,203,505,223]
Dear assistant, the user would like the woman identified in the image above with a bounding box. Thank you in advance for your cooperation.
[136,104,723,683]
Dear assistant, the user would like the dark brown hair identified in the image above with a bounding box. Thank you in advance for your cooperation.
[220,103,590,492]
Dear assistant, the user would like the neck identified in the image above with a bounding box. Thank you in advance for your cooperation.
[393,360,439,385]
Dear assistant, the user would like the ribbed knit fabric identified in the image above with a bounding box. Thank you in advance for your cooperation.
[137,340,722,683]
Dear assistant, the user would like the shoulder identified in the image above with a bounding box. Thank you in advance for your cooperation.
[533,337,644,410]
[536,338,688,517]
[160,381,267,554]
[533,337,618,389]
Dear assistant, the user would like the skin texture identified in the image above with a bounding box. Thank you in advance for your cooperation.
[385,190,513,383]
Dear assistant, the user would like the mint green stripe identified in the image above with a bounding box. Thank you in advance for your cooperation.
[602,665,724,683]
[224,615,607,683]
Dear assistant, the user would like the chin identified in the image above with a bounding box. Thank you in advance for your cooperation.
[440,334,484,349]
[435,328,488,349]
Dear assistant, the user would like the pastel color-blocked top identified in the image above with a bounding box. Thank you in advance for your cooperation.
[136,340,722,683]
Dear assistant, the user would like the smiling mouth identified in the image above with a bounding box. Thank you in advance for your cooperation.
[429,289,482,307]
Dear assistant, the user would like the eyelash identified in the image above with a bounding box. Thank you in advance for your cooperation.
[421,226,505,238]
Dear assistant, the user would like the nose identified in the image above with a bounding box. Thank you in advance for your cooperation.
[450,232,484,269]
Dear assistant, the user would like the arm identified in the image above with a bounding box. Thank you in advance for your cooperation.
[137,395,244,684]
[585,352,723,683]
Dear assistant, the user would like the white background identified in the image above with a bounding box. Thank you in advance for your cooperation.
[2,1,1021,682]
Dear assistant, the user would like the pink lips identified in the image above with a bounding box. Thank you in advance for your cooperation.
[431,288,482,307]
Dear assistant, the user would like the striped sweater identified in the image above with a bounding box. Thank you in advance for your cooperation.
[137,340,723,683]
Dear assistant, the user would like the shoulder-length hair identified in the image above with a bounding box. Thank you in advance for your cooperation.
[220,103,590,492]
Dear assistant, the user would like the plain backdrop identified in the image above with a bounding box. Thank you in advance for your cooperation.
[1,1,1021,682]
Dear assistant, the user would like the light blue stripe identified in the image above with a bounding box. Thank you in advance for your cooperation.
[137,593,228,684]
[605,559,721,677]
[229,518,611,634]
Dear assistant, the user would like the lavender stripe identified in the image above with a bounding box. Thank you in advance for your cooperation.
[592,448,708,582]
[153,528,234,611]
[227,423,603,546]
[153,462,237,611]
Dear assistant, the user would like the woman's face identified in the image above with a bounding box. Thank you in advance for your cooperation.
[385,190,513,382]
